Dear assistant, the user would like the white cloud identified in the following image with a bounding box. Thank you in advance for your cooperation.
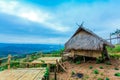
[52,0,120,38]
[0,0,70,32]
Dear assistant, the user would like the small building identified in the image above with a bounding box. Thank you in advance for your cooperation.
[64,24,114,59]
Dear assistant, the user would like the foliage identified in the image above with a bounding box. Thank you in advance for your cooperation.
[96,57,103,64]
[44,67,49,77]
[71,70,75,75]
[0,64,7,71]
[89,66,93,69]
[41,60,45,63]
[99,66,103,69]
[114,72,120,77]
[109,54,120,59]
[93,69,99,74]
[10,61,20,69]
[114,67,119,70]
[105,61,112,65]
[76,60,81,64]
[97,78,103,80]
[107,45,120,53]
[105,77,110,80]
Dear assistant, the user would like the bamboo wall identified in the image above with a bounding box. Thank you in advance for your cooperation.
[69,50,102,58]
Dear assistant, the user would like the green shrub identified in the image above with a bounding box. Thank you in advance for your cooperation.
[93,69,99,74]
[71,70,75,75]
[114,67,119,70]
[105,77,110,80]
[96,57,103,64]
[89,66,93,69]
[114,72,120,77]
[105,61,112,65]
[97,78,103,80]
[99,66,103,69]
[76,60,81,64]
[44,67,49,77]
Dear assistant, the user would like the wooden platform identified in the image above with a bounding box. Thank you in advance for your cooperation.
[32,57,62,64]
[0,68,46,80]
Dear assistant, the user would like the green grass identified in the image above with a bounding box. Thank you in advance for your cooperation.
[107,44,120,53]
[107,44,120,59]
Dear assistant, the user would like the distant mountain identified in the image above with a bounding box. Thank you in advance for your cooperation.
[0,43,63,57]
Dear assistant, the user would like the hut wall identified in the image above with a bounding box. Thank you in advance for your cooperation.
[65,30,104,51]
[69,50,102,58]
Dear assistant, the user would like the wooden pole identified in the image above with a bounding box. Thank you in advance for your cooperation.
[56,60,58,72]
[47,64,50,80]
[83,56,86,62]
[8,54,11,70]
[110,33,111,43]
[54,67,57,80]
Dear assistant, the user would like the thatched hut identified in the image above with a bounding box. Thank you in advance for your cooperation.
[64,24,114,59]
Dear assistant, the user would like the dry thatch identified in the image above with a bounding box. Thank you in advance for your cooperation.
[64,24,114,58]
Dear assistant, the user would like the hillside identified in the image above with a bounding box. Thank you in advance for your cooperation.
[0,43,63,57]
[107,44,120,53]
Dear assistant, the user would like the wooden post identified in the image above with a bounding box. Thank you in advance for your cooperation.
[56,59,59,72]
[83,56,86,62]
[110,33,111,44]
[8,54,11,70]
[47,64,50,80]
[71,50,75,63]
[54,67,57,80]
[0,59,2,66]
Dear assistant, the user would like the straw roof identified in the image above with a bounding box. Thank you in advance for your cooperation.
[65,24,114,51]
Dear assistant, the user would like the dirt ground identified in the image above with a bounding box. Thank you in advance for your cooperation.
[55,59,120,80]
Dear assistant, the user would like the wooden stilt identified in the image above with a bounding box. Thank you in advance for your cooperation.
[83,56,85,62]
[47,64,50,80]
[54,67,57,80]
[8,54,11,70]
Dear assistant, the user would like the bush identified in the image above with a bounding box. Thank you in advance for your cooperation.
[71,70,75,75]
[110,54,120,59]
[105,77,110,80]
[89,66,93,69]
[93,69,99,74]
[97,78,103,80]
[96,57,103,64]
[105,61,112,65]
[114,72,120,77]
[99,66,103,69]
[44,67,49,79]
[114,67,119,70]
[76,60,81,64]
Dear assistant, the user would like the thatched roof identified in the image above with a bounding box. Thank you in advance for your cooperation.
[65,24,114,51]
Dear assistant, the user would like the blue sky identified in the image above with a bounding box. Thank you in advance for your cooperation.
[0,0,120,44]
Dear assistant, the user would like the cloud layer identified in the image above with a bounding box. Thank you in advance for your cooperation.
[0,0,120,44]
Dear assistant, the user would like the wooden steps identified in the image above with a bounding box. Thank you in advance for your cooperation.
[56,60,67,72]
